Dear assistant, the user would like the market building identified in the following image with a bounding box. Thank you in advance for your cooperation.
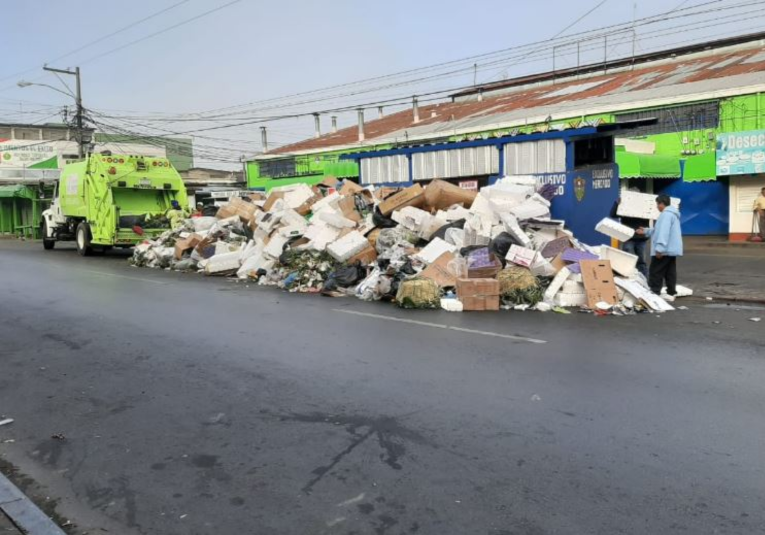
[248,32,765,239]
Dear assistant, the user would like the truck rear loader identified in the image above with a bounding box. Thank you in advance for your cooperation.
[41,153,188,255]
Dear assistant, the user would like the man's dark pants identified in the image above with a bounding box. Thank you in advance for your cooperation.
[649,255,677,295]
[622,239,648,277]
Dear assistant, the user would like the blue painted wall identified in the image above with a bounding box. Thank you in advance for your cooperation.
[656,178,729,235]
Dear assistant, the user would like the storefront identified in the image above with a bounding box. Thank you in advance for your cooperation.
[716,129,765,239]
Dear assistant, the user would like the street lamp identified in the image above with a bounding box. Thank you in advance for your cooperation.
[17,66,85,158]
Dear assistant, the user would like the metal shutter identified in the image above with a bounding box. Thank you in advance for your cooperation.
[504,140,566,175]
[361,155,408,185]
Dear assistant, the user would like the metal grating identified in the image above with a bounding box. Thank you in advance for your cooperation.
[362,155,408,184]
[504,140,566,175]
[412,146,499,181]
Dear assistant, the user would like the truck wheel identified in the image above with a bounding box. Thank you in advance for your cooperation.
[42,221,55,250]
[76,222,93,256]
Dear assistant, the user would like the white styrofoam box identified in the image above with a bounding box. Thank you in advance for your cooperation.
[530,255,557,277]
[278,225,305,238]
[617,190,681,221]
[192,217,217,232]
[436,205,471,222]
[490,224,506,239]
[554,291,588,308]
[311,192,341,214]
[600,245,638,277]
[468,194,499,222]
[319,211,356,229]
[562,279,586,294]
[266,198,287,213]
[529,193,551,208]
[264,234,288,259]
[327,231,369,262]
[506,244,537,267]
[307,226,340,252]
[494,175,538,189]
[500,213,532,247]
[444,228,465,248]
[204,251,242,275]
[615,277,674,312]
[544,266,571,302]
[238,255,274,279]
[240,241,264,262]
[510,199,550,220]
[595,217,635,242]
[280,209,308,230]
[463,213,493,246]
[280,184,315,209]
[570,273,583,283]
[440,298,464,312]
[214,241,240,255]
[256,210,283,232]
[252,228,269,246]
[392,206,430,230]
[414,238,457,264]
[529,228,557,249]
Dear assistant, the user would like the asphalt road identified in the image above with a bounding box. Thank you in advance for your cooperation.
[1,240,764,535]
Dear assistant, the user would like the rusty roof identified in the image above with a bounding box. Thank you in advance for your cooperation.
[262,37,765,158]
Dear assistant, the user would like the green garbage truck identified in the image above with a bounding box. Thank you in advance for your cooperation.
[41,153,188,255]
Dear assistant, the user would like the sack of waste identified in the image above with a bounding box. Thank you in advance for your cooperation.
[497,266,544,306]
[395,278,441,309]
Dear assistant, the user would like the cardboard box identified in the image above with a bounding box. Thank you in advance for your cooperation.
[295,193,321,216]
[319,177,340,188]
[262,191,286,212]
[174,233,203,260]
[420,252,457,288]
[337,195,363,222]
[339,180,364,196]
[248,192,266,201]
[378,184,425,216]
[456,278,500,311]
[346,244,378,265]
[580,260,619,308]
[423,179,477,211]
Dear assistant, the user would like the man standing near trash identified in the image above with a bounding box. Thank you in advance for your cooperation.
[636,194,683,301]
[753,187,765,240]
[166,199,188,230]
[610,187,649,277]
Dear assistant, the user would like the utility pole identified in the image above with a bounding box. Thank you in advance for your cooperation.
[43,65,84,158]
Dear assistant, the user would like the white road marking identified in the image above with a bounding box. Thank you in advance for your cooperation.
[82,269,166,285]
[337,493,365,507]
[326,517,346,527]
[332,309,547,344]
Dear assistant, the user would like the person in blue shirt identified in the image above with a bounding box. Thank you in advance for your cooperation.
[636,194,683,301]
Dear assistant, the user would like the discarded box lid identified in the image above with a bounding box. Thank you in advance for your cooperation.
[378,184,425,216]
[599,245,638,278]
[580,260,619,308]
[595,217,635,242]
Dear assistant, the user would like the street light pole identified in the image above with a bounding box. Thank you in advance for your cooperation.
[43,65,84,158]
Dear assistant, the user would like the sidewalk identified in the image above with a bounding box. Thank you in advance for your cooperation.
[681,239,765,302]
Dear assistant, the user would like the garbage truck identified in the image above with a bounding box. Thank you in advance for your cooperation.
[41,153,188,255]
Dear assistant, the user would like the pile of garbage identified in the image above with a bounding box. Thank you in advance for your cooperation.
[131,177,685,314]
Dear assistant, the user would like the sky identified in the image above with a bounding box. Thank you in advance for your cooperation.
[0,0,760,168]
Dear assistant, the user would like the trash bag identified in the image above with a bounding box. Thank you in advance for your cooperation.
[395,278,441,309]
[372,206,398,228]
[489,232,523,266]
[498,266,544,306]
[331,262,367,287]
[430,219,466,241]
[202,205,219,217]
[459,245,485,258]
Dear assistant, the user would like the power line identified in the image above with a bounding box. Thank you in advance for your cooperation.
[0,0,192,87]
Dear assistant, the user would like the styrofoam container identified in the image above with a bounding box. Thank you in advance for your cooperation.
[543,266,571,302]
[204,251,242,275]
[327,231,368,262]
[600,245,638,277]
[554,291,588,307]
[414,237,457,264]
[506,244,537,267]
[617,190,681,220]
[595,217,635,242]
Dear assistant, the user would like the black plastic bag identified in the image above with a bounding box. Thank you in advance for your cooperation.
[331,262,367,287]
[430,218,466,241]
[372,206,397,229]
[202,205,218,217]
[489,232,523,266]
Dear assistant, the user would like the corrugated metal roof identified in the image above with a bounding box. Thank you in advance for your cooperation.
[263,40,765,158]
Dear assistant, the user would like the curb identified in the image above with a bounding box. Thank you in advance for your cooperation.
[0,472,66,535]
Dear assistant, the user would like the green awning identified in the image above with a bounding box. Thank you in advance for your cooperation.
[0,185,35,199]
[682,152,716,182]
[617,151,682,179]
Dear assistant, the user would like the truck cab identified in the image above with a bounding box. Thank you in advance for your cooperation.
[42,153,188,255]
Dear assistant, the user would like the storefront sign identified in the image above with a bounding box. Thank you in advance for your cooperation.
[0,139,58,167]
[458,180,478,191]
[716,129,765,175]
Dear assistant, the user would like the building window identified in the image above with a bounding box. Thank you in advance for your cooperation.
[615,102,719,136]
[574,137,613,168]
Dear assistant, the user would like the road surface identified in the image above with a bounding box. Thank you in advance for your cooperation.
[1,240,764,535]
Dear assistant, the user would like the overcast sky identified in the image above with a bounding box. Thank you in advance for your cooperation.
[0,0,756,167]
